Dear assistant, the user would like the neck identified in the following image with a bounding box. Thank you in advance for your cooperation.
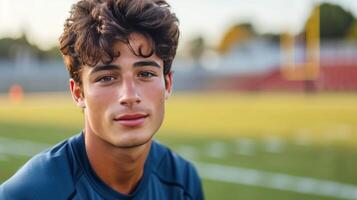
[84,130,151,195]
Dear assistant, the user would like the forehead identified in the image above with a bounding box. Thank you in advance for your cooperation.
[112,33,155,60]
[111,33,163,67]
[83,33,163,72]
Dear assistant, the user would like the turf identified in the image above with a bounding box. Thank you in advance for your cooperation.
[1,92,357,200]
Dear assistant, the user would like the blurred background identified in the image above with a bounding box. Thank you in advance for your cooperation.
[1,0,357,199]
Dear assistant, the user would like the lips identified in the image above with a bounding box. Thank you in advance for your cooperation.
[114,113,148,127]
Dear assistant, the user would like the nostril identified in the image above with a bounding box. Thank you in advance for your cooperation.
[119,95,141,106]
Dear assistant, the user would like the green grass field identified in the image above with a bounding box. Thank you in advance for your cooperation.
[1,92,357,200]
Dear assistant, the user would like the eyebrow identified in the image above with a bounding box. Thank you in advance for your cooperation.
[133,60,161,68]
[90,60,161,75]
[90,64,120,75]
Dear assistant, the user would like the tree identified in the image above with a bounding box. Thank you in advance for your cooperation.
[306,3,355,40]
[188,36,205,69]
[0,34,61,61]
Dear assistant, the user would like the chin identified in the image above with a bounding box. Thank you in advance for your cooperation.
[109,130,154,148]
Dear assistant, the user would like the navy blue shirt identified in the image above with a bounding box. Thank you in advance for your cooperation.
[0,133,204,200]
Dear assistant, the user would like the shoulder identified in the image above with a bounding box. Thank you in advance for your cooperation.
[150,141,204,199]
[0,136,80,200]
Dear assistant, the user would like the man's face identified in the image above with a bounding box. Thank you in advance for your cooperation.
[70,33,172,148]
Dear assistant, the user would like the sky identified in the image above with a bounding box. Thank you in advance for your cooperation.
[0,0,356,50]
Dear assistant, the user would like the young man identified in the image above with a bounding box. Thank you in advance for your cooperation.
[0,0,204,199]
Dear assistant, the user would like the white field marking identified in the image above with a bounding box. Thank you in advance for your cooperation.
[235,138,255,156]
[294,128,313,146]
[195,162,357,200]
[0,137,50,157]
[176,145,197,160]
[262,136,285,154]
[206,141,227,158]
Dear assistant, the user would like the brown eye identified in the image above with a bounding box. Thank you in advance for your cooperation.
[97,76,115,82]
[138,71,156,78]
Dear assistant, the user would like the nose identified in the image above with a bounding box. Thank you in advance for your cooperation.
[119,78,141,106]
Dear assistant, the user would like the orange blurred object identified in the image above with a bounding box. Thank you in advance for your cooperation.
[9,84,24,104]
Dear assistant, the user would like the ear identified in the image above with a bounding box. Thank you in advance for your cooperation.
[164,72,173,100]
[69,79,86,108]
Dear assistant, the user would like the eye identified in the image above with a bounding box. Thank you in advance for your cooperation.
[97,76,116,83]
[138,71,157,78]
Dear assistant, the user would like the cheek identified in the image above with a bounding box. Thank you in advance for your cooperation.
[85,86,116,119]
[144,81,166,119]
[145,81,166,104]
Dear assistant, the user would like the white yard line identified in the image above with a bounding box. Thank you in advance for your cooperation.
[176,145,197,160]
[195,162,357,200]
[206,141,227,158]
[0,137,50,157]
[262,136,285,154]
[235,138,256,156]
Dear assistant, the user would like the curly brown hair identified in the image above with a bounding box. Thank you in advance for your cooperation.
[59,0,179,84]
